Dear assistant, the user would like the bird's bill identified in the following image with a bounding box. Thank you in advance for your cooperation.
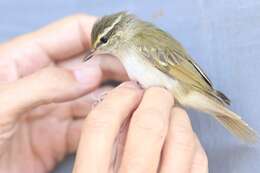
[83,49,112,62]
[83,49,97,62]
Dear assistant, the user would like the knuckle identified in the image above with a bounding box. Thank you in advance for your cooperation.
[173,129,196,152]
[84,113,112,132]
[117,87,138,97]
[42,66,60,76]
[84,104,118,132]
[146,87,174,103]
[107,87,141,103]
[132,108,167,137]
[99,88,139,105]
[91,103,117,117]
[41,67,72,84]
[171,107,192,131]
[148,87,172,97]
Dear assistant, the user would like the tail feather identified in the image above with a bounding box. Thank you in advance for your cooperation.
[214,115,258,143]
[178,90,258,143]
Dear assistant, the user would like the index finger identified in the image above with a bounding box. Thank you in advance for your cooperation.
[73,82,143,173]
[160,108,196,173]
[119,87,174,173]
[0,14,96,74]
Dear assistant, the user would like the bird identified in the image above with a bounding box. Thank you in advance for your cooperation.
[84,12,257,143]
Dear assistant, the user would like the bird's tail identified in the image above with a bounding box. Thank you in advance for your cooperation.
[214,115,257,143]
[178,90,258,143]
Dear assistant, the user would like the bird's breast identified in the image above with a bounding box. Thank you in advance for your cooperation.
[118,51,178,90]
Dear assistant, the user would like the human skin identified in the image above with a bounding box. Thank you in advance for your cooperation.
[73,82,208,173]
[0,14,127,173]
[0,14,208,173]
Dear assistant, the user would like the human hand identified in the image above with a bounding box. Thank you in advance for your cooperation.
[0,15,128,173]
[73,82,208,173]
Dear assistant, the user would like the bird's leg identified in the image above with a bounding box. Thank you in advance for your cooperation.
[92,81,142,109]
[92,92,108,108]
[133,80,144,89]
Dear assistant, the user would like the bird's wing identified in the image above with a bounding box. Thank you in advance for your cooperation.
[133,28,213,92]
[133,23,230,105]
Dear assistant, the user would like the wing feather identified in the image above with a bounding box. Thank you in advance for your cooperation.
[133,28,213,91]
[132,21,230,105]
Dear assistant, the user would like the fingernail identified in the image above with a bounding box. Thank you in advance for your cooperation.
[73,67,100,84]
[119,81,141,89]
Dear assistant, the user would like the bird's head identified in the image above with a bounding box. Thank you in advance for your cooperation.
[84,12,137,61]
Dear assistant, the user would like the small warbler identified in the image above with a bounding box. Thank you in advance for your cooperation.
[84,12,257,143]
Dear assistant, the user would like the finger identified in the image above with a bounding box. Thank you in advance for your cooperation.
[90,55,128,81]
[0,14,96,77]
[0,65,101,123]
[59,53,128,82]
[73,82,143,173]
[191,135,208,173]
[119,87,174,173]
[110,118,130,172]
[28,86,113,119]
[159,107,196,173]
[68,86,114,118]
[68,107,130,172]
[67,120,84,154]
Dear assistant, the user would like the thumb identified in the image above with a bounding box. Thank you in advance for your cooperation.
[0,65,102,121]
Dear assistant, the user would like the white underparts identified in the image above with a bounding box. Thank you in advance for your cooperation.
[119,51,178,90]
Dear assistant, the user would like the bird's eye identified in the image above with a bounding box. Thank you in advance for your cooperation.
[100,36,108,44]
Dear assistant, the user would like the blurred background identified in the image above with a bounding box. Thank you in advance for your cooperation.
[0,0,259,173]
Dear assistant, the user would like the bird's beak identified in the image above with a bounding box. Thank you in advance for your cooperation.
[83,49,96,62]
